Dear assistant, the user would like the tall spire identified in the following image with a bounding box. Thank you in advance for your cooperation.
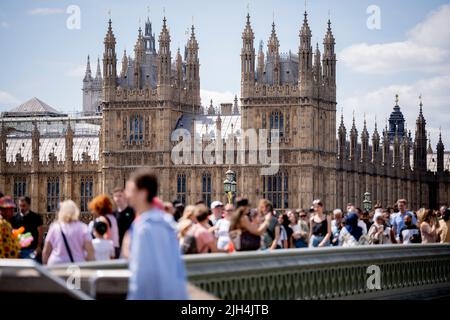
[313,42,322,83]
[186,23,200,106]
[337,108,346,160]
[372,118,380,163]
[103,18,117,101]
[436,127,445,172]
[267,21,279,55]
[415,94,427,170]
[349,111,358,161]
[84,55,93,82]
[134,26,145,89]
[157,15,171,91]
[241,11,255,97]
[267,20,280,85]
[120,49,128,78]
[427,133,433,154]
[95,57,102,80]
[323,17,336,90]
[299,9,313,93]
[361,114,369,162]
[257,40,265,82]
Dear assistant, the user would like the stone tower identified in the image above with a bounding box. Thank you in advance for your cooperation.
[388,94,406,142]
[82,56,103,114]
[239,11,337,210]
[99,16,202,196]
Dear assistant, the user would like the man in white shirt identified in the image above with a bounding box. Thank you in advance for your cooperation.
[209,201,224,226]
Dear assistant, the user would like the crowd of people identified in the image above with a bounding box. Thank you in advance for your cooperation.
[1,187,450,262]
[176,198,450,252]
[0,170,450,298]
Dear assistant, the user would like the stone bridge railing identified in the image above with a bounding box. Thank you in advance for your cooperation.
[40,244,450,300]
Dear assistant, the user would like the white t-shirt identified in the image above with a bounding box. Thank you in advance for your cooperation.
[358,220,367,235]
[92,238,114,261]
[215,219,231,250]
[277,225,288,248]
[88,214,120,249]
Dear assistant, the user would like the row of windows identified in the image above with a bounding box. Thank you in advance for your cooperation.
[176,172,289,209]
[11,177,94,213]
[177,173,213,207]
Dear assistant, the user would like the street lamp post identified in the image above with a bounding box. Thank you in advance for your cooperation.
[223,169,237,204]
[363,192,372,212]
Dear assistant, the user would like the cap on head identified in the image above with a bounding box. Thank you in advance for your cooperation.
[211,200,224,209]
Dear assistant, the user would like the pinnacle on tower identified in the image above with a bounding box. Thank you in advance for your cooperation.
[103,18,117,101]
[120,49,128,77]
[241,11,255,96]
[361,114,369,139]
[95,57,102,80]
[436,128,445,172]
[84,55,93,82]
[350,111,357,135]
[427,133,433,154]
[267,21,279,55]
[233,95,239,114]
[338,109,346,133]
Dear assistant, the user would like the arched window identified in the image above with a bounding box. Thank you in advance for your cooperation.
[201,172,212,207]
[270,111,284,138]
[262,171,288,209]
[13,177,27,203]
[129,114,144,143]
[177,173,187,205]
[47,177,60,213]
[80,176,94,212]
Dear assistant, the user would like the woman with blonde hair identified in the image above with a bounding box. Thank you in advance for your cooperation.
[88,194,120,257]
[42,200,94,265]
[418,208,438,243]
[179,205,197,222]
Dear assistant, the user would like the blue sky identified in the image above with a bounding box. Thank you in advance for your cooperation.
[0,0,449,146]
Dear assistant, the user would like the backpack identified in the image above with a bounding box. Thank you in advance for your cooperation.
[181,234,198,254]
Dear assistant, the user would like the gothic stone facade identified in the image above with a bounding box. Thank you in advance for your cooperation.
[1,13,449,221]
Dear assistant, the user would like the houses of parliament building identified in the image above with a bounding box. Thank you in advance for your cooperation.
[0,12,449,224]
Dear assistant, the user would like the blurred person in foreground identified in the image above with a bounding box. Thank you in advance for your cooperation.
[0,196,21,258]
[42,200,94,265]
[88,194,120,258]
[11,196,43,261]
[418,208,438,244]
[112,187,135,251]
[125,169,188,300]
[438,209,450,243]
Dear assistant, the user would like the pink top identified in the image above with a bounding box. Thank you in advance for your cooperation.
[45,221,91,265]
[192,223,214,253]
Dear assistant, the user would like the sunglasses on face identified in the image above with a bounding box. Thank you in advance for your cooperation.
[300,215,307,218]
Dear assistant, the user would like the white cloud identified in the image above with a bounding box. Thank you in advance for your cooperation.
[0,91,20,109]
[28,8,65,16]
[340,4,450,74]
[200,89,237,107]
[341,75,450,147]
[66,65,86,78]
